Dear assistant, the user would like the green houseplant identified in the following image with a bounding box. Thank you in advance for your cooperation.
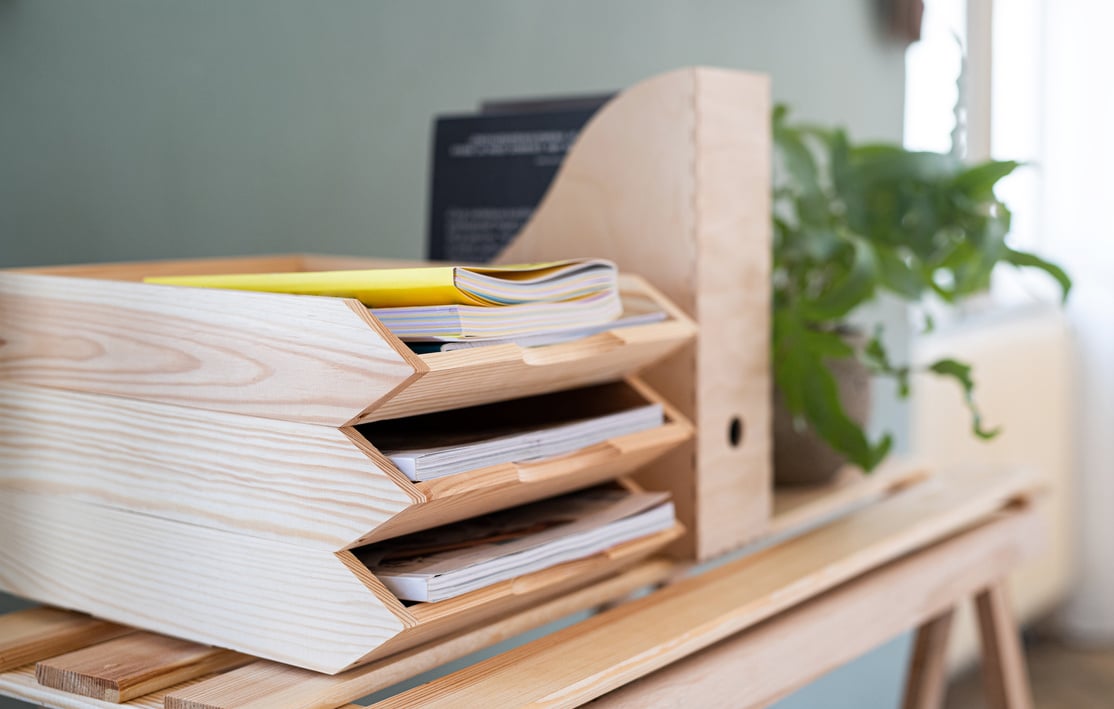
[771,106,1071,480]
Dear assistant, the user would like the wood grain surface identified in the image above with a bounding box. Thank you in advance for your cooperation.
[497,68,772,560]
[35,633,251,702]
[903,609,957,709]
[0,381,416,550]
[165,559,675,709]
[0,491,405,674]
[0,608,131,673]
[1,377,689,551]
[0,486,681,674]
[975,583,1035,709]
[0,267,420,426]
[687,67,773,559]
[597,509,1037,709]
[368,467,1037,707]
[0,664,176,708]
[771,459,931,537]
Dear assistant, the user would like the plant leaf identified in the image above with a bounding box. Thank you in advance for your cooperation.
[852,146,962,183]
[862,331,911,398]
[774,123,821,201]
[1004,247,1073,303]
[772,309,810,416]
[799,357,892,471]
[773,312,854,406]
[952,160,1021,200]
[773,309,892,472]
[928,358,1000,439]
[769,108,1073,474]
[821,127,854,201]
[800,235,878,321]
[875,244,927,299]
[796,228,843,261]
[804,327,856,360]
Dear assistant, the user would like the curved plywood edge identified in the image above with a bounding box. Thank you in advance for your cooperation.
[0,492,405,675]
[497,67,701,309]
[490,69,702,560]
[0,382,417,551]
[496,67,772,560]
[0,270,422,427]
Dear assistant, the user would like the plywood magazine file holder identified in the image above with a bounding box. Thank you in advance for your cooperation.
[0,254,694,673]
[499,66,772,559]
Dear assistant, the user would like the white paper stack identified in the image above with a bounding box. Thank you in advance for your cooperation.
[383,403,661,481]
[358,486,675,603]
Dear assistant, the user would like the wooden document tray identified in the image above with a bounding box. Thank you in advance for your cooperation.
[0,253,695,427]
[0,254,694,673]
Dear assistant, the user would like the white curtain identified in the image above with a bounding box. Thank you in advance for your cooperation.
[908,0,1114,640]
[1041,0,1114,642]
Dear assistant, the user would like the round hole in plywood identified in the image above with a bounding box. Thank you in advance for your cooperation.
[728,416,743,448]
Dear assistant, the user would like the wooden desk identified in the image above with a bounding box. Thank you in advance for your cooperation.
[0,465,1038,708]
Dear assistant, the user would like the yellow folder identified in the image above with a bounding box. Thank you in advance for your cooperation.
[144,258,616,308]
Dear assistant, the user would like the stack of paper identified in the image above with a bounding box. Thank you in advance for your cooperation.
[410,290,667,351]
[357,486,675,603]
[359,382,664,481]
[371,290,621,340]
[145,258,622,340]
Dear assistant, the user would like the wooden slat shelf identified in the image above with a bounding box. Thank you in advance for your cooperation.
[366,466,1037,708]
[0,465,1040,709]
[0,609,132,675]
[594,508,1037,708]
[769,459,931,539]
[0,559,676,709]
[35,634,251,703]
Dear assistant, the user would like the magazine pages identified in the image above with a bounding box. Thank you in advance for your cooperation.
[356,486,674,603]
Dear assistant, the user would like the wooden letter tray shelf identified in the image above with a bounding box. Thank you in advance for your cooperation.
[0,254,694,673]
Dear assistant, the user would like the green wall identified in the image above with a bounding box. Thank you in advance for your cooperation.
[0,2,909,707]
[0,0,904,268]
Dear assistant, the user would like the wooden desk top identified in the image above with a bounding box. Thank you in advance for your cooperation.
[0,464,1040,708]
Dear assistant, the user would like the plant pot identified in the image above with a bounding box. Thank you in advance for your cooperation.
[773,349,872,487]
